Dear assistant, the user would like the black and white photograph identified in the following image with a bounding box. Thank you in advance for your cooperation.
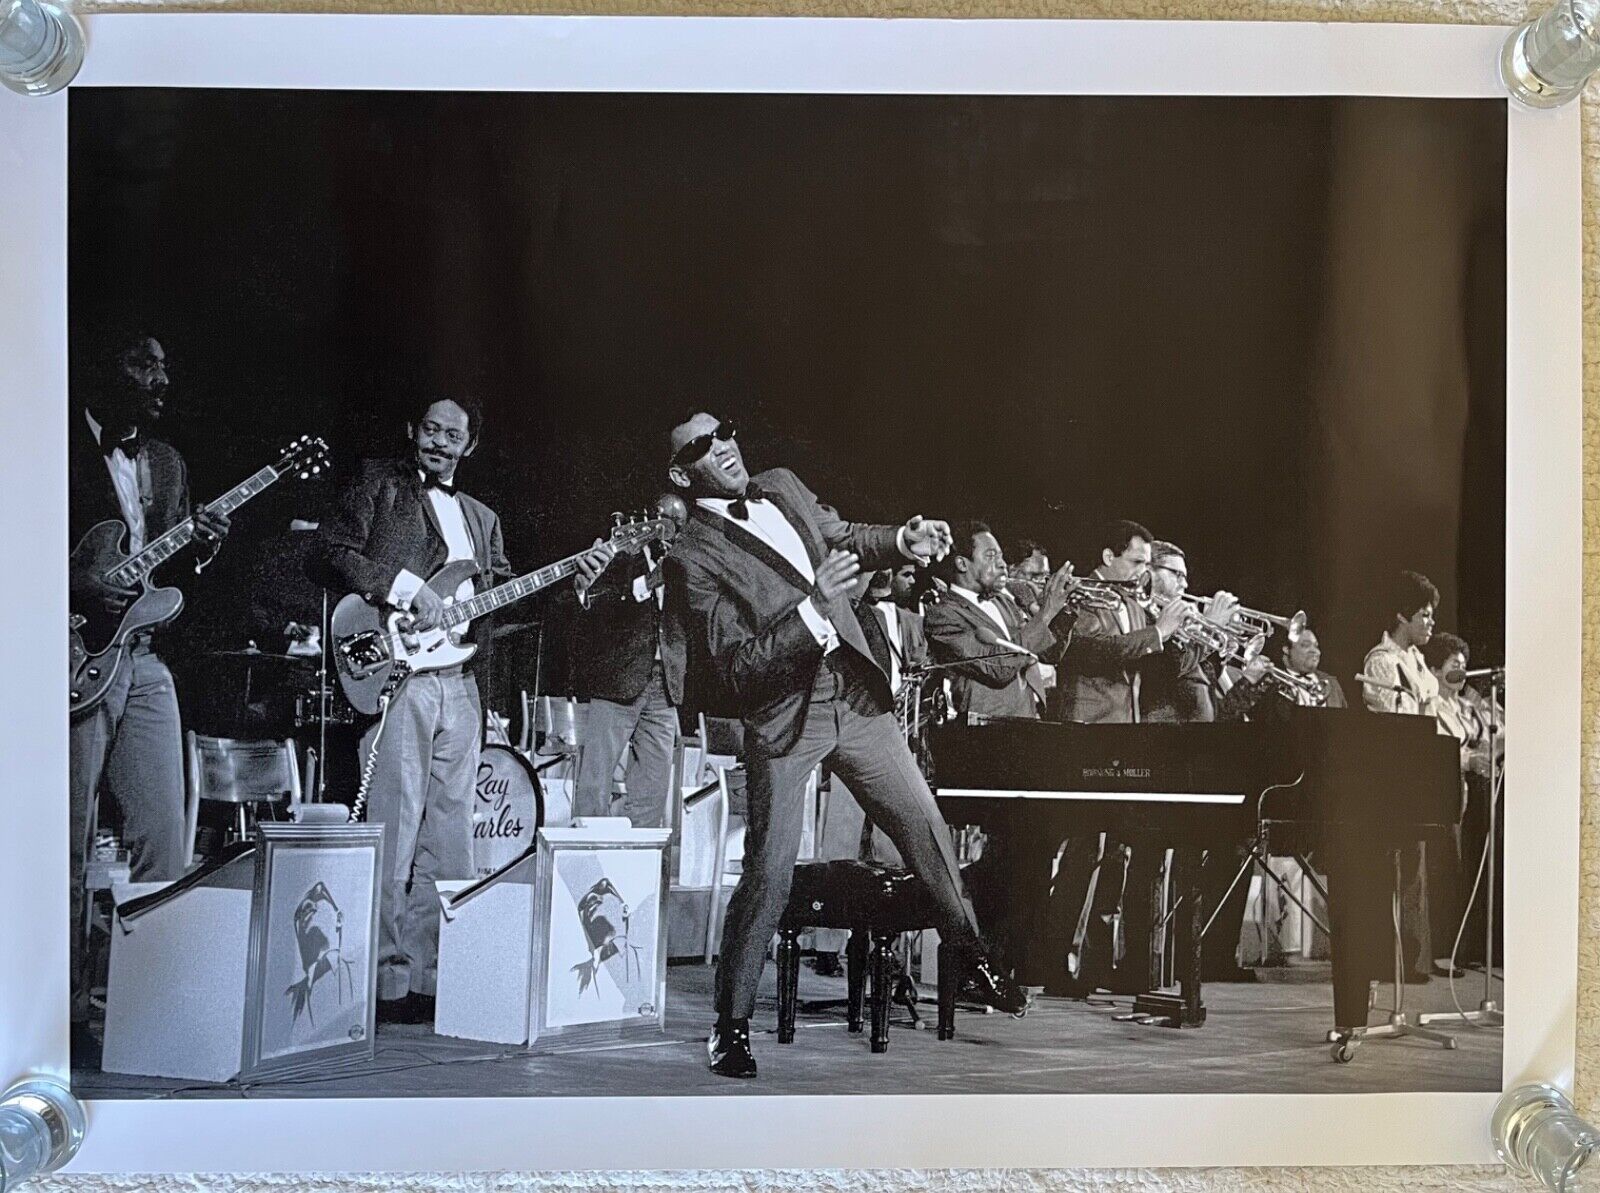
[0,11,1584,1173]
[58,80,1515,1103]
[34,48,1530,1117]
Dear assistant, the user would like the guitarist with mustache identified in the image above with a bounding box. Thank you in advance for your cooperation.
[68,335,230,1018]
[314,395,520,1027]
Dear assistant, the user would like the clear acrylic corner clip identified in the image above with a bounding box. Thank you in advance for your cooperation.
[0,1078,86,1192]
[0,0,84,97]
[1502,0,1600,108]
[1493,1085,1600,1192]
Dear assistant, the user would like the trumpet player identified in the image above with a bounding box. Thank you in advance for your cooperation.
[1141,540,1244,723]
[925,522,1078,987]
[1278,626,1347,709]
[1052,520,1186,725]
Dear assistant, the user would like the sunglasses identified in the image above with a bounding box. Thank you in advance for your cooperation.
[672,419,738,469]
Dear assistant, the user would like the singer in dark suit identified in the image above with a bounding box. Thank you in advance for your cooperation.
[316,396,514,1025]
[660,412,1026,1078]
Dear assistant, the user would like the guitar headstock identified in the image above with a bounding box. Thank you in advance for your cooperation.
[607,511,674,555]
[275,434,331,481]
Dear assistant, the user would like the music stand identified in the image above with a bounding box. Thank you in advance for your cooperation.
[1421,668,1505,1029]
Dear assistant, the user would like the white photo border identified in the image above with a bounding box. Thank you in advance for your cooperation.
[0,14,1581,1173]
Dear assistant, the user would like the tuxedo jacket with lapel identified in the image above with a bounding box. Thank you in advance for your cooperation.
[923,586,1063,723]
[315,456,511,621]
[69,410,190,551]
[571,549,663,704]
[661,467,904,756]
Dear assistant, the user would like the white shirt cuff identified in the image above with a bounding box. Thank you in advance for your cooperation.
[798,597,840,653]
[632,575,652,603]
[388,568,425,610]
[896,524,916,561]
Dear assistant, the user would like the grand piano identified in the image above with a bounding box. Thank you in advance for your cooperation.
[929,707,1461,1034]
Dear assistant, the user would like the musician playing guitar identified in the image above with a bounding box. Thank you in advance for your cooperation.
[316,395,608,1027]
[69,335,230,1017]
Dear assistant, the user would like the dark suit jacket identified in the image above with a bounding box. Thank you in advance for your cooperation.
[661,467,904,756]
[1053,577,1165,724]
[571,549,664,704]
[69,410,190,555]
[315,457,512,642]
[924,587,1063,723]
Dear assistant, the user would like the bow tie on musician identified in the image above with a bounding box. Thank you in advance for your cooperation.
[661,410,1025,1080]
[68,335,233,1023]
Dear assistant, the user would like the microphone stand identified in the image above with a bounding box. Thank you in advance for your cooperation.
[1422,668,1505,1028]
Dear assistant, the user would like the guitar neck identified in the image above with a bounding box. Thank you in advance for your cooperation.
[109,465,282,585]
[444,555,584,627]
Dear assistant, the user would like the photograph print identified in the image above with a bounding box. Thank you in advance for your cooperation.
[66,85,1506,1099]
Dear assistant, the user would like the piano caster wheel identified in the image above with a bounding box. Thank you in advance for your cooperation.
[1011,1010,1028,1020]
[1444,1039,1458,1051]
[1331,1042,1357,1064]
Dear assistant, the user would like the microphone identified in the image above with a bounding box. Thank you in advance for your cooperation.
[1462,666,1505,679]
[977,628,1038,660]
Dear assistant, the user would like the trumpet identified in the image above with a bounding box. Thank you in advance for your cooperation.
[1143,587,1238,656]
[1067,573,1151,613]
[1260,662,1327,706]
[1234,605,1308,646]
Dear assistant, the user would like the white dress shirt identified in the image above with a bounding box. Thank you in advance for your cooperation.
[85,409,146,553]
[697,495,839,652]
[947,583,1052,700]
[389,476,476,609]
[872,599,905,694]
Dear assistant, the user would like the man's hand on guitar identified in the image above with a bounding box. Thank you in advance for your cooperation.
[193,504,231,546]
[573,538,617,601]
[72,570,138,615]
[402,584,448,635]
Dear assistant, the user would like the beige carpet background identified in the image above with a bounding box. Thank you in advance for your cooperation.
[42,6,1597,1189]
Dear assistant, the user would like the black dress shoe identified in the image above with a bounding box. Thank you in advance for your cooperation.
[964,954,1031,1016]
[377,992,436,1025]
[708,1019,758,1079]
[377,996,413,1025]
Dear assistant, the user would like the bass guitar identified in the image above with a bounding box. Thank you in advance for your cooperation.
[331,512,673,716]
[69,435,331,717]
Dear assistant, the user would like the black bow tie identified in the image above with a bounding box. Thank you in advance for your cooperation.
[102,427,140,459]
[421,473,455,493]
[727,481,765,521]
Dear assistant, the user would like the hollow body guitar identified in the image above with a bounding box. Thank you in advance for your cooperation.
[69,435,329,718]
[331,514,671,716]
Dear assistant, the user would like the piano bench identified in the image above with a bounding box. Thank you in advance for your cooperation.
[776,860,958,1054]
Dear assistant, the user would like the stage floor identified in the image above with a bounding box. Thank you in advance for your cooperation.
[74,959,1502,1099]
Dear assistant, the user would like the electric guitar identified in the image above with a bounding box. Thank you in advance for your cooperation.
[331,513,674,716]
[69,435,331,718]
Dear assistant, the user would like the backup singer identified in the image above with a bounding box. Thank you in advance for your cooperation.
[1352,569,1444,983]
[315,396,514,1025]
[69,335,231,1015]
[661,413,1026,1078]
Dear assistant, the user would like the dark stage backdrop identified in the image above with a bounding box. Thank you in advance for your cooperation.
[69,90,1506,701]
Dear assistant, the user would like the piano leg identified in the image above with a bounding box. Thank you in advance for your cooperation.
[1131,847,1207,1027]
